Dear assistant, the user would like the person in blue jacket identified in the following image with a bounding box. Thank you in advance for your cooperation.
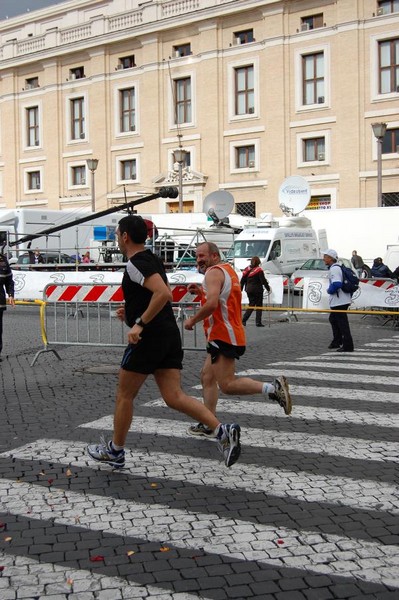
[323,249,354,353]
[370,257,393,279]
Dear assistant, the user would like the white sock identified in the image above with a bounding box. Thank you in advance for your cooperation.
[111,441,124,452]
[262,383,275,395]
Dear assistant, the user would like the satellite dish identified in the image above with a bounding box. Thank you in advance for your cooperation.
[278,176,311,216]
[203,191,234,222]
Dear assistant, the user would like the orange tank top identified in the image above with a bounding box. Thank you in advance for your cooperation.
[202,263,246,346]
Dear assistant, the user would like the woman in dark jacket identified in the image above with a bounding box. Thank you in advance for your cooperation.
[241,256,270,327]
[0,253,15,361]
[370,257,393,279]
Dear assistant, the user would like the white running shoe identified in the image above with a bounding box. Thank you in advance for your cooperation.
[217,424,241,467]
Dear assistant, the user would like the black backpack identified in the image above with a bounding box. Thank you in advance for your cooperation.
[340,265,360,295]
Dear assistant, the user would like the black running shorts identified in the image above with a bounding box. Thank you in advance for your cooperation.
[206,339,246,364]
[121,326,183,373]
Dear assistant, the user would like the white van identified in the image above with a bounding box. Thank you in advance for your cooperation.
[384,245,399,272]
[228,216,320,275]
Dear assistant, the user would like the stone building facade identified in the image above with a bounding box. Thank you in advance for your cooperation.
[0,0,398,215]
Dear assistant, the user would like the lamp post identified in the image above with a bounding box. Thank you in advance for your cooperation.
[372,122,387,207]
[86,158,99,212]
[173,148,187,212]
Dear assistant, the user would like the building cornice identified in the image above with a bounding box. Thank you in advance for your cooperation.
[0,0,278,67]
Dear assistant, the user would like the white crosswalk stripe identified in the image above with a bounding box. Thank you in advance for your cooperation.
[355,349,399,354]
[300,354,399,364]
[365,338,399,342]
[272,360,399,372]
[293,383,399,403]
[136,399,398,428]
[0,477,398,588]
[1,337,399,597]
[80,412,399,463]
[362,342,399,348]
[238,368,399,386]
[190,383,399,403]
[2,440,399,515]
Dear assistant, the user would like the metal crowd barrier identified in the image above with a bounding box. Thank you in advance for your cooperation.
[30,281,399,366]
[31,283,206,366]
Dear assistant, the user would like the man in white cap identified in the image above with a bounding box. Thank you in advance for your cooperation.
[323,249,354,352]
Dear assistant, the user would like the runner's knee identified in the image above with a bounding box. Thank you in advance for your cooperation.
[218,378,234,395]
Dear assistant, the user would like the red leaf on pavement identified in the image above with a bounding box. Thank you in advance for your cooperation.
[277,539,284,545]
[90,555,105,562]
[0,566,5,572]
[47,479,54,485]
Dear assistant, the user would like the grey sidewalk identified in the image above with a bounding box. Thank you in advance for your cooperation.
[0,306,398,599]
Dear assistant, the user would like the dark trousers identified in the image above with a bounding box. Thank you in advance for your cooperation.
[243,290,264,325]
[329,304,354,351]
[0,309,3,354]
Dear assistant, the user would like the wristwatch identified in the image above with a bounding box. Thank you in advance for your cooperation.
[135,317,146,327]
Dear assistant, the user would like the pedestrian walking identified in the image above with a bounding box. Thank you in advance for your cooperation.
[184,241,292,438]
[87,216,241,468]
[241,256,271,327]
[351,250,365,278]
[27,243,44,265]
[0,253,15,361]
[324,249,354,352]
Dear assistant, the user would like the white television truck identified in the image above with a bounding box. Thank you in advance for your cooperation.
[228,214,320,276]
[0,208,122,262]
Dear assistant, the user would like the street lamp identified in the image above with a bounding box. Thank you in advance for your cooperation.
[86,158,99,212]
[173,148,187,212]
[372,122,387,207]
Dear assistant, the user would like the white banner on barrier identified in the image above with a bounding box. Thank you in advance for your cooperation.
[12,270,123,301]
[241,274,284,306]
[13,269,285,305]
[302,277,399,310]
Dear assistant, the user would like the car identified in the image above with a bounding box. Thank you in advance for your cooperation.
[11,251,75,269]
[290,257,358,291]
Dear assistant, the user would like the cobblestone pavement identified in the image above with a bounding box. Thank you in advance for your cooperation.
[0,306,398,599]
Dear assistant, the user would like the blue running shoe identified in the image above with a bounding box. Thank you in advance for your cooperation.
[87,437,125,469]
[187,423,215,437]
